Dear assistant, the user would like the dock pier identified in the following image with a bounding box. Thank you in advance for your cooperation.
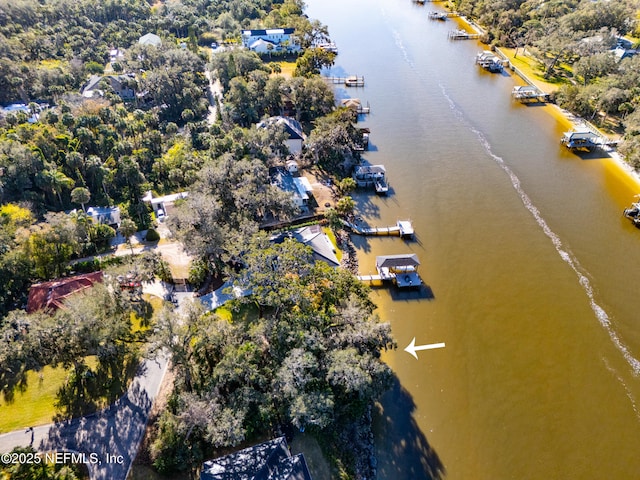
[343,219,414,239]
[324,75,365,87]
[448,29,480,40]
[511,85,550,103]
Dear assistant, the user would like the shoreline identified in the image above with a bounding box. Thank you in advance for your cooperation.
[449,11,640,195]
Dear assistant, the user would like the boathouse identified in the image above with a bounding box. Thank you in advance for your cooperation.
[476,51,504,72]
[357,253,422,288]
[353,165,388,193]
[561,130,602,150]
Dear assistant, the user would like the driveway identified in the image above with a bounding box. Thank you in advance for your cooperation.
[0,354,169,480]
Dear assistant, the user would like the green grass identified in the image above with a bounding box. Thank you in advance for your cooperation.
[323,226,343,262]
[0,357,98,433]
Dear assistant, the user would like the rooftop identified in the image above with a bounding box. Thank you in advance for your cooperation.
[200,437,312,480]
[27,271,104,313]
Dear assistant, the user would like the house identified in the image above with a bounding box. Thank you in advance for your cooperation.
[82,75,135,100]
[241,28,300,54]
[270,167,314,208]
[272,224,340,267]
[138,33,162,47]
[142,190,189,219]
[86,206,121,228]
[109,48,125,63]
[258,116,306,154]
[200,437,312,480]
[26,272,104,313]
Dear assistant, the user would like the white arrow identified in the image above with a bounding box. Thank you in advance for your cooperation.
[404,337,446,359]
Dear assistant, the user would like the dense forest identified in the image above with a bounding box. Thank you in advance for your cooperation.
[450,0,640,166]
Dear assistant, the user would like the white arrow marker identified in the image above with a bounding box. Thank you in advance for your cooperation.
[404,337,446,359]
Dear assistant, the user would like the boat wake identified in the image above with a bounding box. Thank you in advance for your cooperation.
[604,358,640,423]
[439,83,640,377]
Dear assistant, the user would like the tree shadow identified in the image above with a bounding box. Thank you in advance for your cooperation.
[41,379,153,480]
[54,353,141,421]
[373,377,445,480]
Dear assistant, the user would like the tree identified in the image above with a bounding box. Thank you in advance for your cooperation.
[293,47,336,77]
[118,218,137,255]
[70,187,91,213]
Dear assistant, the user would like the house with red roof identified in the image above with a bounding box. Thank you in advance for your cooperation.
[26,271,104,313]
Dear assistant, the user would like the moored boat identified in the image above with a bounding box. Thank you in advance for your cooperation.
[623,199,640,227]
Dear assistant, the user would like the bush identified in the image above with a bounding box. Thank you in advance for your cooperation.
[145,228,161,242]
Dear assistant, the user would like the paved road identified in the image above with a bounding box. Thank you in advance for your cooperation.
[0,354,169,480]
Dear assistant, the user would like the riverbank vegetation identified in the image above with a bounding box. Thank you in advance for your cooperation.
[449,0,640,167]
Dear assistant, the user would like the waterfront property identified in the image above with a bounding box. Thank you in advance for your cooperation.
[353,164,388,194]
[241,28,301,54]
[357,254,423,288]
[200,436,312,480]
[272,224,340,267]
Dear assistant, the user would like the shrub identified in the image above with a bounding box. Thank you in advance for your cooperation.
[145,228,161,242]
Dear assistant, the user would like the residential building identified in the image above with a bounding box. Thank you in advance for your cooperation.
[241,28,301,54]
[270,167,314,209]
[86,206,121,228]
[138,33,162,47]
[258,116,306,154]
[82,75,135,100]
[27,272,104,313]
[200,437,312,480]
[272,224,340,267]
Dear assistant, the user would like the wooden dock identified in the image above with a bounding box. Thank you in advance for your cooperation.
[448,29,480,40]
[343,219,414,238]
[325,75,365,87]
[428,11,458,20]
[511,85,550,103]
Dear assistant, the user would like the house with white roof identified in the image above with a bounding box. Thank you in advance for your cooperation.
[241,28,301,54]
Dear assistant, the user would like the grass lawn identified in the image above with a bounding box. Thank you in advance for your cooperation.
[268,59,296,78]
[323,226,343,263]
[501,48,567,94]
[0,357,97,433]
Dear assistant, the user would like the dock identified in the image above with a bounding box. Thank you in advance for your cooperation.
[325,75,365,87]
[357,254,423,289]
[511,85,550,103]
[448,29,480,40]
[428,11,457,20]
[343,219,414,238]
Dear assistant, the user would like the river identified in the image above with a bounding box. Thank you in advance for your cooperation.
[304,0,640,479]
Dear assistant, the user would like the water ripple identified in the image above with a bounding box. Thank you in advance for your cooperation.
[439,83,640,377]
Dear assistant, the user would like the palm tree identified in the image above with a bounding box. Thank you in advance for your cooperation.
[118,218,137,255]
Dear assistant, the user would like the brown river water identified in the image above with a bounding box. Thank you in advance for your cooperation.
[304,0,640,478]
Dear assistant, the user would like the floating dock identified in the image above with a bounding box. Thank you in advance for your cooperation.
[342,219,414,238]
[357,254,423,289]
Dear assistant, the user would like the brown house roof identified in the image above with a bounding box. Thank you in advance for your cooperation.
[26,271,104,313]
